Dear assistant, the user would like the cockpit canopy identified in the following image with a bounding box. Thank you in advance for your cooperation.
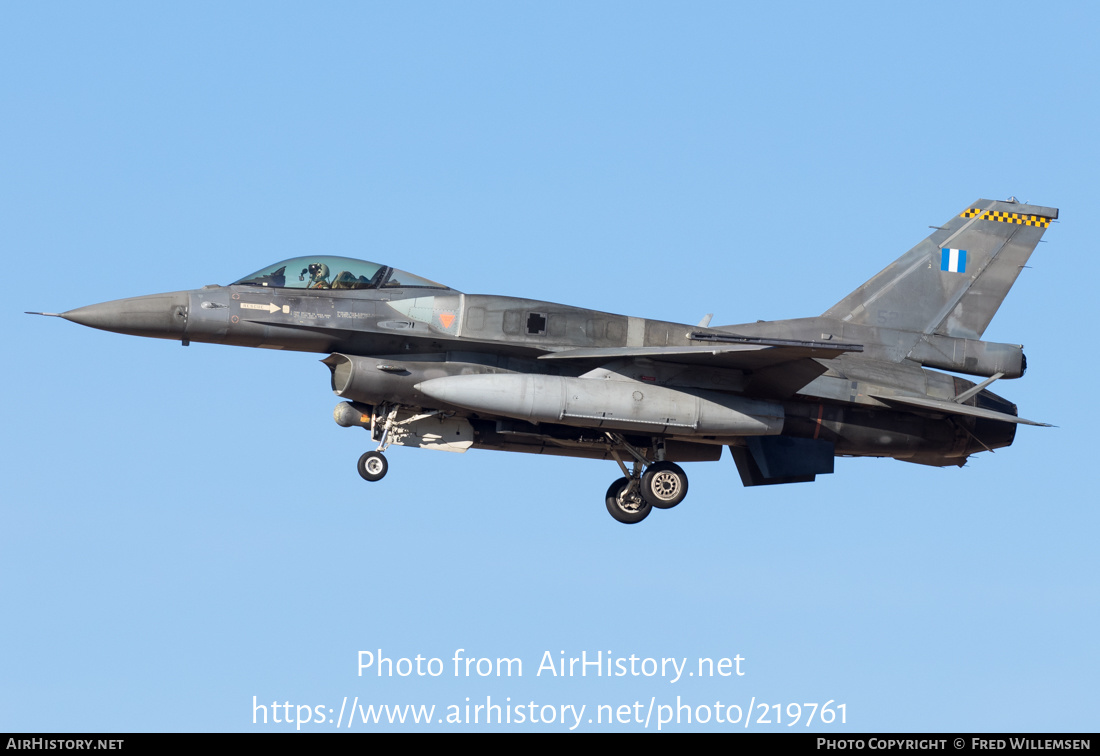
[232,256,451,291]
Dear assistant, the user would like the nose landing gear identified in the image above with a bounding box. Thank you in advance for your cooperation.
[344,403,404,483]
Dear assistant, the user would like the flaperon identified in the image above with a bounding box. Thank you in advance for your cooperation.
[32,198,1055,524]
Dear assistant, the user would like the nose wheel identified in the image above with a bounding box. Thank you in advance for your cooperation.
[357,451,388,482]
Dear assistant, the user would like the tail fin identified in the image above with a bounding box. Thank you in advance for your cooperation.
[823,198,1057,339]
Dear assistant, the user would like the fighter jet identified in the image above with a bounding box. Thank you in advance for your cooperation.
[31,198,1055,523]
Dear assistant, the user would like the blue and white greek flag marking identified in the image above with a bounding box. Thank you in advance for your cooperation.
[941,248,967,273]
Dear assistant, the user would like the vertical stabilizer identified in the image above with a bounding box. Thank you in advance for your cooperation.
[823,199,1057,339]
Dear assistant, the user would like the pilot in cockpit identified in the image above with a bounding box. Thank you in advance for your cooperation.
[300,262,331,288]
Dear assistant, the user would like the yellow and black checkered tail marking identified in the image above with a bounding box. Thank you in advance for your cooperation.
[960,207,1052,228]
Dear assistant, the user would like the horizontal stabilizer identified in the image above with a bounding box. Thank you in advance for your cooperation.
[870,394,1050,427]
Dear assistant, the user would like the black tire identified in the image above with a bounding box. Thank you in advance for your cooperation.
[605,477,652,524]
[640,461,688,509]
[357,451,388,482]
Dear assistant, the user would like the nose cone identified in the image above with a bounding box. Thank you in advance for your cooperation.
[61,292,189,339]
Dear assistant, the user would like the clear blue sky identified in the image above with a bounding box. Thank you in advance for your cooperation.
[2,1,1097,732]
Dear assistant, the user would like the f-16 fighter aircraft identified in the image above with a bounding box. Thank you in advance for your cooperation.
[32,198,1055,523]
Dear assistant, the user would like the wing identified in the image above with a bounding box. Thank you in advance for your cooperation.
[539,337,862,398]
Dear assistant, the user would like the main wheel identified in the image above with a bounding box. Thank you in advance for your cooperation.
[641,461,688,509]
[605,477,652,524]
[357,451,388,482]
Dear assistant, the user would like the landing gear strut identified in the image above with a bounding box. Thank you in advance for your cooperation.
[602,434,690,524]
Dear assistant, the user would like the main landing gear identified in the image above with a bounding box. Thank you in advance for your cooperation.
[603,434,689,525]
